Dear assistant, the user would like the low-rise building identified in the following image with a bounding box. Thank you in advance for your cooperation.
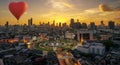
[65,31,75,39]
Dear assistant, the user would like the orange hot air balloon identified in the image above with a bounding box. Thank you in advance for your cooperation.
[9,1,28,20]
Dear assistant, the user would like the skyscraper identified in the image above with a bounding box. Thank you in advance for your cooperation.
[108,21,115,29]
[99,21,105,29]
[59,22,61,27]
[28,18,33,26]
[81,23,87,29]
[5,21,9,32]
[89,22,96,29]
[53,20,55,26]
[76,21,81,29]
[5,21,9,28]
[51,20,55,27]
[70,18,75,28]
[101,21,104,25]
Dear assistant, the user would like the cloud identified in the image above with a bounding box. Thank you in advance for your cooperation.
[67,8,101,19]
[114,18,120,20]
[99,4,113,12]
[99,4,120,12]
[99,12,114,16]
[62,2,72,8]
[84,8,99,14]
[115,6,120,11]
[48,0,73,11]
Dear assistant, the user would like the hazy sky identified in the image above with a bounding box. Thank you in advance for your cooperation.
[0,0,120,25]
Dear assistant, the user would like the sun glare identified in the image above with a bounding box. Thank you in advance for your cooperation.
[50,16,69,25]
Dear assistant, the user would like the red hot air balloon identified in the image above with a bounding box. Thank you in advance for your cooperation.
[9,1,28,20]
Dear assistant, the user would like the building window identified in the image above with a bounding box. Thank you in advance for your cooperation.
[92,47,95,54]
[97,48,100,54]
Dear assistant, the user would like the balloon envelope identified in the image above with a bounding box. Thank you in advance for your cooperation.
[9,1,28,20]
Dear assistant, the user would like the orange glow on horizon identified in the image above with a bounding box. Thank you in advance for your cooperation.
[0,16,118,26]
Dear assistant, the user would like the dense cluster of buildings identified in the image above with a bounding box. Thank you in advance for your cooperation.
[0,18,120,65]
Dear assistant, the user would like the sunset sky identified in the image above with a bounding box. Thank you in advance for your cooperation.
[0,0,120,25]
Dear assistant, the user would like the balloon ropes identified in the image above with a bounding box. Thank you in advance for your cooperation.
[8,0,28,23]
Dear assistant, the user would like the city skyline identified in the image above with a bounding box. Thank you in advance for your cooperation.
[0,0,120,25]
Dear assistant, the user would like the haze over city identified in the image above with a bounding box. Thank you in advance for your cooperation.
[0,0,120,25]
[0,0,120,65]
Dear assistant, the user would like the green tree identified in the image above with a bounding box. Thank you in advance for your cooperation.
[103,40,118,51]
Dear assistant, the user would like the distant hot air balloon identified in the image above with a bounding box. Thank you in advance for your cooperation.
[9,1,28,20]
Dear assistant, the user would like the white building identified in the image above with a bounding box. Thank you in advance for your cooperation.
[76,45,89,54]
[89,43,105,55]
[75,42,105,55]
[65,31,75,39]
